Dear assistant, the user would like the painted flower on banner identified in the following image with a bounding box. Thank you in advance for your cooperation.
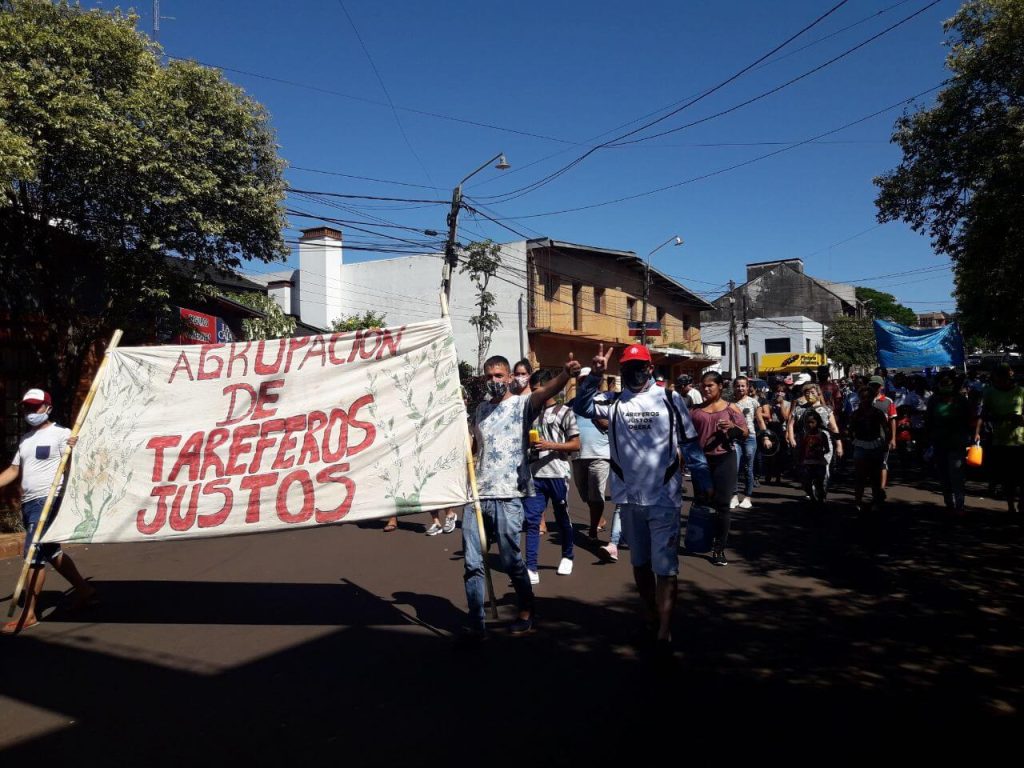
[68,356,160,540]
[369,334,462,515]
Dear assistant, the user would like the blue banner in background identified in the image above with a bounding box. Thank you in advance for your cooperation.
[873,319,965,369]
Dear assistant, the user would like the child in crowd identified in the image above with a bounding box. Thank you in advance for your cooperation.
[798,410,833,506]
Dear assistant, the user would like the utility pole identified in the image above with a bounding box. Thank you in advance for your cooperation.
[640,260,651,346]
[743,295,751,377]
[728,279,737,378]
[440,153,509,306]
[441,184,462,305]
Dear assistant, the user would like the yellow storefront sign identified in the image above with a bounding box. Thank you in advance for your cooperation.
[759,353,827,374]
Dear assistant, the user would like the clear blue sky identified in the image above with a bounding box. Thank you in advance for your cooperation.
[116,0,959,312]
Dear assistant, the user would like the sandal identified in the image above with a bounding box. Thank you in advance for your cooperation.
[2,616,39,635]
[383,519,398,532]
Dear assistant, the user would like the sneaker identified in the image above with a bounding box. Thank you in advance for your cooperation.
[528,569,540,585]
[599,543,619,562]
[738,497,752,509]
[442,513,458,534]
[729,495,739,509]
[711,548,728,567]
[557,557,574,576]
[509,616,534,635]
[425,521,443,536]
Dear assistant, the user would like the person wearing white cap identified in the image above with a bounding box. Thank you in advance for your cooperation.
[0,390,97,634]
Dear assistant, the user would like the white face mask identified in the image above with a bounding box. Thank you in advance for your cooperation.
[25,410,50,427]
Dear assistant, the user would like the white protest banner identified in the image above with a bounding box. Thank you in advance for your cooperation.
[42,319,469,544]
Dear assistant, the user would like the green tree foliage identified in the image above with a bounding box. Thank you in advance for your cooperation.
[0,1,287,405]
[330,310,387,332]
[874,0,1024,349]
[824,317,877,374]
[854,287,917,326]
[459,240,502,371]
[225,291,296,340]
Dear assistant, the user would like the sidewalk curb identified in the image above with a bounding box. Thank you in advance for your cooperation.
[0,532,26,561]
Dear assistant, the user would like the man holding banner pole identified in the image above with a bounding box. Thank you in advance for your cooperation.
[461,353,580,642]
[1,390,96,634]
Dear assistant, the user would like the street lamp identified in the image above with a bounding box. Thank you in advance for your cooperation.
[441,153,511,303]
[641,235,683,345]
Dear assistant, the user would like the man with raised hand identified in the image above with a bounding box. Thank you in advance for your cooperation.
[460,353,580,644]
[573,344,710,658]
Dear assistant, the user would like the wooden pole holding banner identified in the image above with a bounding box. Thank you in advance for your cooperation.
[7,329,123,617]
[440,293,498,620]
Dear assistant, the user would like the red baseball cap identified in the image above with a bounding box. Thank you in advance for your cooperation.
[22,388,51,406]
[619,345,652,364]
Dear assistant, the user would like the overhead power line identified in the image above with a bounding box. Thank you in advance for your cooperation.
[471,0,855,205]
[470,82,945,220]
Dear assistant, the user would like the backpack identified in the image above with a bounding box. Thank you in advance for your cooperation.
[607,389,685,487]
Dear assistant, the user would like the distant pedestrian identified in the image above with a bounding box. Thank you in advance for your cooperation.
[797,410,833,506]
[926,371,972,516]
[976,363,1024,514]
[849,386,892,511]
[730,375,764,509]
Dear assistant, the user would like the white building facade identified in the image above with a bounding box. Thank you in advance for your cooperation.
[249,227,531,369]
[702,316,827,377]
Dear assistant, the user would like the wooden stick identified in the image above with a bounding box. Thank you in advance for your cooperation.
[8,329,123,617]
[440,293,498,620]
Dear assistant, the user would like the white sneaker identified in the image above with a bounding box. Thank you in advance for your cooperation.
[528,569,540,585]
[738,497,752,509]
[729,495,740,509]
[557,557,574,576]
[442,513,458,534]
[425,521,443,536]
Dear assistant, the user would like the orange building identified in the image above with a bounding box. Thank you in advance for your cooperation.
[525,239,716,389]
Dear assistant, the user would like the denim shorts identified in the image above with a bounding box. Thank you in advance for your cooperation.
[21,497,63,567]
[619,503,680,576]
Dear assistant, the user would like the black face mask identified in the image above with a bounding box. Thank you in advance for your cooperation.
[622,365,649,391]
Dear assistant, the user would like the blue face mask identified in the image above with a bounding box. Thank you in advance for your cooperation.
[25,411,49,427]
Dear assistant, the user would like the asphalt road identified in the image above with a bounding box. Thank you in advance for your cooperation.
[1,466,1021,763]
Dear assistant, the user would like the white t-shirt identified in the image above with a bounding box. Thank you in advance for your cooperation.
[473,394,536,499]
[734,396,759,435]
[683,387,704,406]
[530,404,579,479]
[12,423,72,502]
[580,380,698,507]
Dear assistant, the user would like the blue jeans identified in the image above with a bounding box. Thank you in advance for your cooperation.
[462,498,533,632]
[734,435,756,496]
[522,477,574,572]
[21,497,63,567]
[609,506,623,546]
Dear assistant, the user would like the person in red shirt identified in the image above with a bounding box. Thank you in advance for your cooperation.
[869,376,898,491]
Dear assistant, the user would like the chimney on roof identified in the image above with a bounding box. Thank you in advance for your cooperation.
[746,258,803,282]
[298,226,343,329]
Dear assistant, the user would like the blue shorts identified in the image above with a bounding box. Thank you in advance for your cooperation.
[21,497,63,567]
[619,503,680,576]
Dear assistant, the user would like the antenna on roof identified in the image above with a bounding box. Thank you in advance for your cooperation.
[153,1,175,43]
